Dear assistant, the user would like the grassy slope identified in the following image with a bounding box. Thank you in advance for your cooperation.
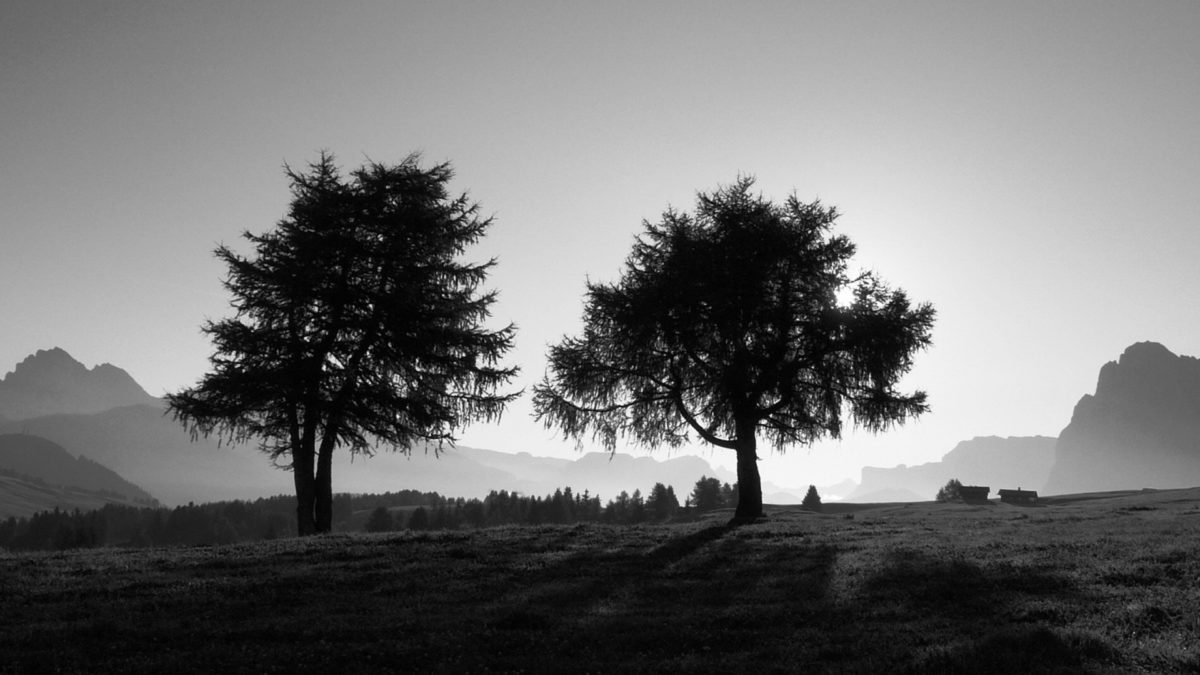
[3,489,1200,674]
[0,474,147,520]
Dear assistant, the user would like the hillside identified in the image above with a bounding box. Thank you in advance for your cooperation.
[1045,341,1200,494]
[0,471,152,520]
[0,433,153,503]
[0,403,290,505]
[0,403,757,506]
[0,348,807,506]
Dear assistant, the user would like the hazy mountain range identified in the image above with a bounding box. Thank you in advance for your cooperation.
[2,340,1199,518]
[849,435,1058,502]
[0,348,815,515]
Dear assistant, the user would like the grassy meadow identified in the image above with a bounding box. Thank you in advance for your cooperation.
[3,488,1200,673]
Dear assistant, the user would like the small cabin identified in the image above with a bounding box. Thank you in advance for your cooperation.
[998,488,1039,505]
[958,485,990,504]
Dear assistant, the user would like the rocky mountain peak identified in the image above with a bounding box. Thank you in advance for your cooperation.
[0,348,160,421]
[1044,341,1200,495]
[4,347,84,382]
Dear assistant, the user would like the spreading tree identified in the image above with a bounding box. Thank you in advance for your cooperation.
[533,177,934,523]
[168,153,517,535]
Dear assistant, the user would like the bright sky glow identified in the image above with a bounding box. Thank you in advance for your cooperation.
[2,1,1198,488]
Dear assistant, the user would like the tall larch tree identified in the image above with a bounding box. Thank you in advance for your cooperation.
[168,153,518,535]
[533,177,934,523]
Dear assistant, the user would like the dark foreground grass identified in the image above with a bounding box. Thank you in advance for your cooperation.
[4,489,1200,674]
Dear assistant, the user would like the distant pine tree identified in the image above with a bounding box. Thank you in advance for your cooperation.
[690,476,724,511]
[646,482,680,521]
[802,485,822,511]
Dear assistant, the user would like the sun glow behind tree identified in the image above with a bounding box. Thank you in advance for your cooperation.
[534,178,934,521]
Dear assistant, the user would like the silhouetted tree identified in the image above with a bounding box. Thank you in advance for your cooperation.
[802,485,822,511]
[534,178,934,522]
[407,506,430,530]
[690,476,725,512]
[560,487,576,523]
[365,506,394,532]
[721,482,738,509]
[577,489,603,521]
[628,489,647,523]
[167,153,518,535]
[646,482,680,521]
[462,500,486,528]
[936,478,963,503]
[605,491,632,524]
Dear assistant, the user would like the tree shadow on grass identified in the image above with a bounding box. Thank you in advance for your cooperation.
[644,523,734,564]
[838,548,1117,674]
[480,524,839,671]
[487,526,735,632]
[400,527,1121,673]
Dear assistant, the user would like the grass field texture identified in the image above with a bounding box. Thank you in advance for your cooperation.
[3,488,1200,673]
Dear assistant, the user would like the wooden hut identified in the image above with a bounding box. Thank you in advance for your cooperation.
[958,485,990,504]
[998,488,1039,505]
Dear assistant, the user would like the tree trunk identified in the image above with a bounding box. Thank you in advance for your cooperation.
[732,419,764,523]
[292,444,317,536]
[314,439,335,533]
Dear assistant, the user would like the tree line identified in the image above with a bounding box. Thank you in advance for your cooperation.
[0,477,741,551]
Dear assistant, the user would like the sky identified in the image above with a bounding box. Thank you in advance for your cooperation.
[2,1,1199,490]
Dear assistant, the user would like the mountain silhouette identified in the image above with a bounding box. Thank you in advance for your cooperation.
[848,436,1057,501]
[0,403,288,506]
[0,348,159,420]
[1044,341,1200,495]
[0,401,757,506]
[0,348,806,506]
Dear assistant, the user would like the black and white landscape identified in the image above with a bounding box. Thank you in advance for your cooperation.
[0,347,770,513]
[6,340,1200,518]
[3,2,1200,672]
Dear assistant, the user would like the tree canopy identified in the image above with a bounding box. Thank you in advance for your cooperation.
[533,177,934,522]
[168,153,517,534]
[936,478,964,503]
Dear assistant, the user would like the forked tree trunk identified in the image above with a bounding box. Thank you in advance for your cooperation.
[292,446,318,536]
[732,419,764,523]
[314,441,335,533]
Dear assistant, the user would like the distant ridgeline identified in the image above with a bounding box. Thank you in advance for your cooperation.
[852,341,1200,500]
[849,436,1057,502]
[0,348,761,510]
[0,434,156,519]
